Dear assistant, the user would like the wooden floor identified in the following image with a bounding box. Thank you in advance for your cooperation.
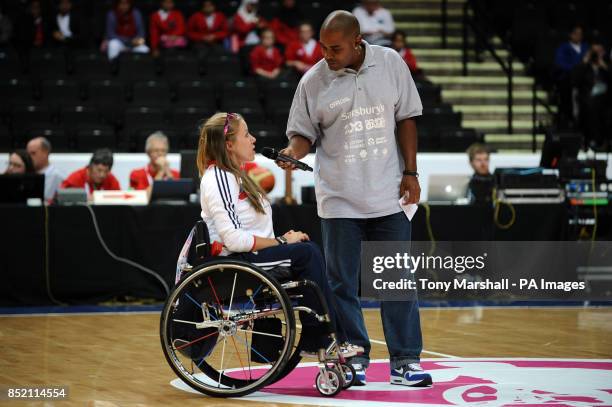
[1,307,611,406]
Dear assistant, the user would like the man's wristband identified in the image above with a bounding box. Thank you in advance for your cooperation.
[403,170,419,177]
[275,236,288,245]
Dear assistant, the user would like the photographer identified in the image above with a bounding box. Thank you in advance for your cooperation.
[572,41,611,150]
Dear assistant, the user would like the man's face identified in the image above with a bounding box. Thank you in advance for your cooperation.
[117,0,130,14]
[26,140,48,171]
[147,139,169,163]
[570,27,583,44]
[31,1,41,17]
[320,29,357,71]
[203,1,214,14]
[89,164,111,185]
[470,152,490,176]
[392,34,405,50]
[261,30,275,47]
[299,24,313,43]
[363,0,378,14]
[161,0,174,11]
[59,0,72,14]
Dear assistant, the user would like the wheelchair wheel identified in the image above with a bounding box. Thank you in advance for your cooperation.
[160,259,296,398]
[315,367,343,397]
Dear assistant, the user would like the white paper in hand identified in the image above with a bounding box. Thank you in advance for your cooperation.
[399,194,418,221]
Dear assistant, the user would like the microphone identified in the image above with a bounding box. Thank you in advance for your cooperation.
[261,147,313,172]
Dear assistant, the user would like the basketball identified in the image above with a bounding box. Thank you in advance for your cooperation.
[248,165,275,193]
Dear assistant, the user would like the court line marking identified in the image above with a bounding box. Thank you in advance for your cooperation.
[369,338,460,359]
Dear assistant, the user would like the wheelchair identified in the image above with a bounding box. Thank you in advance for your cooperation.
[160,221,357,398]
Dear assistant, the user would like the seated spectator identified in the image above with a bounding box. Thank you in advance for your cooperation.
[129,131,179,191]
[269,0,299,48]
[186,0,228,54]
[14,0,46,66]
[50,0,80,48]
[4,150,35,174]
[352,0,395,46]
[104,0,149,60]
[466,143,494,205]
[391,30,424,80]
[27,137,64,202]
[149,0,187,58]
[231,0,265,52]
[250,28,284,80]
[0,5,13,49]
[573,41,611,150]
[285,22,322,76]
[61,148,120,194]
[554,25,588,127]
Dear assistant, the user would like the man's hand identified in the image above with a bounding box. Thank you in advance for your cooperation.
[276,146,297,170]
[400,175,420,205]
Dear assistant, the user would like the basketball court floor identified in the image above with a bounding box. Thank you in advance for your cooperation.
[1,306,611,406]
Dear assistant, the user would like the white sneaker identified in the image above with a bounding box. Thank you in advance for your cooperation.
[352,363,367,386]
[390,363,433,387]
[340,342,364,356]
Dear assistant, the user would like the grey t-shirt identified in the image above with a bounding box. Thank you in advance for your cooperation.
[286,41,422,219]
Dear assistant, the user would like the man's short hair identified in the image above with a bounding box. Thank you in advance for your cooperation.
[89,148,114,168]
[39,137,51,153]
[145,131,170,153]
[466,143,490,161]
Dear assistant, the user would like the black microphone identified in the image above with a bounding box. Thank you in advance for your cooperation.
[261,147,313,172]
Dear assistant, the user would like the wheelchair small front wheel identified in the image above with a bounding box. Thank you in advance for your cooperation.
[315,367,343,397]
[339,363,356,389]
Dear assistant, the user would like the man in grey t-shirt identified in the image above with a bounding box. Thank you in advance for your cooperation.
[278,11,432,387]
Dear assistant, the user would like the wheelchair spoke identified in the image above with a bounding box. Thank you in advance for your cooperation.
[237,328,284,339]
[175,330,218,351]
[244,330,252,380]
[249,284,263,311]
[217,337,227,388]
[230,336,249,380]
[226,273,238,321]
[233,335,271,364]
[207,276,225,319]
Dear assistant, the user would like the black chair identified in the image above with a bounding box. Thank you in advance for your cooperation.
[123,106,168,130]
[263,81,297,117]
[73,51,115,80]
[0,124,12,151]
[40,79,83,104]
[23,125,70,151]
[206,54,242,79]
[118,53,160,81]
[438,128,483,152]
[27,49,68,79]
[418,111,462,129]
[0,50,21,78]
[10,105,55,130]
[171,106,214,131]
[87,79,127,124]
[60,105,104,129]
[131,80,173,105]
[162,53,202,81]
[175,80,217,108]
[74,125,117,152]
[131,127,181,152]
[1,78,36,108]
[222,105,266,126]
[220,80,261,110]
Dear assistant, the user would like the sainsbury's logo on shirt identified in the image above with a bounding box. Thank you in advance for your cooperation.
[329,97,351,109]
[341,104,385,121]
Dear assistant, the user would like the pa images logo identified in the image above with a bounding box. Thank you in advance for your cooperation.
[171,358,612,406]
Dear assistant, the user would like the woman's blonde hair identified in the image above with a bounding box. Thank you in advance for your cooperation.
[197,112,268,214]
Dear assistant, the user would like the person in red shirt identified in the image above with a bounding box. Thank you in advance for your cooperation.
[391,30,424,80]
[129,131,179,191]
[61,149,121,195]
[250,28,284,80]
[149,0,187,57]
[231,0,266,52]
[187,0,228,52]
[269,0,299,47]
[285,22,323,76]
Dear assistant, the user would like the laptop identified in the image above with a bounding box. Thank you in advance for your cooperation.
[0,174,45,204]
[180,150,200,191]
[427,175,470,202]
[56,188,88,205]
[150,179,195,204]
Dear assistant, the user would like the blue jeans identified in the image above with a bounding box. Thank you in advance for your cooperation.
[322,212,423,369]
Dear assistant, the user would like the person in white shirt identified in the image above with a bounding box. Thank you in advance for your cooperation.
[352,0,395,46]
[197,112,363,356]
[51,0,79,47]
[26,137,64,202]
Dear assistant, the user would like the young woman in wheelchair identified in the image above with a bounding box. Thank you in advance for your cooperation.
[196,112,363,358]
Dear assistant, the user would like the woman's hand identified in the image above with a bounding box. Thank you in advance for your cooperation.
[283,230,309,244]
